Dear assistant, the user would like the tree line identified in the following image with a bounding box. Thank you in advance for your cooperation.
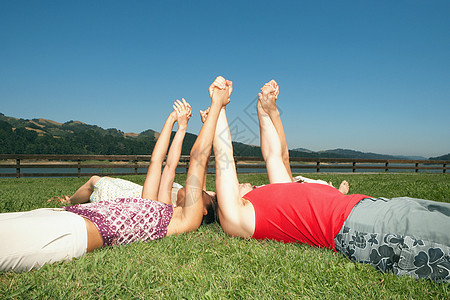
[0,120,157,155]
[0,120,265,156]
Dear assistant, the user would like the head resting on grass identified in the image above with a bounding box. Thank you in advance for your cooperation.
[175,188,218,225]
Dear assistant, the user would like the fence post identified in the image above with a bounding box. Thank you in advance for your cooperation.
[134,160,138,175]
[385,162,389,172]
[352,161,356,173]
[16,158,20,178]
[444,163,447,174]
[316,161,320,173]
[77,160,81,177]
[415,162,419,173]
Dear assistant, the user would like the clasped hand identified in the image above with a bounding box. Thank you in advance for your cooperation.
[170,98,192,128]
[209,76,232,107]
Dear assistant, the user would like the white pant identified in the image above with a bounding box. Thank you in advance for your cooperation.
[0,208,87,272]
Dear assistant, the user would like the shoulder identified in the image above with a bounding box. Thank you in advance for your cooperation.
[166,206,200,236]
[220,198,255,239]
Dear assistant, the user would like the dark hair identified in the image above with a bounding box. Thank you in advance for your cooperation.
[201,193,218,225]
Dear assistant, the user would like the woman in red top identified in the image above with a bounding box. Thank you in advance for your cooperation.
[210,79,450,282]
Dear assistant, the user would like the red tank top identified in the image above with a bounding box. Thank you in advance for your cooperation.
[243,182,368,250]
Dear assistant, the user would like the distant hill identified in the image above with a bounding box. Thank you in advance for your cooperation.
[290,148,428,160]
[429,153,450,161]
[291,147,314,153]
[0,113,157,155]
[0,113,131,138]
[0,113,262,156]
[319,149,396,159]
[393,155,429,160]
[0,113,445,159]
[319,149,426,160]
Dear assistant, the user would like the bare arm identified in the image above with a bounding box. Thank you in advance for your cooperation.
[170,77,231,234]
[213,108,254,237]
[200,107,212,191]
[157,99,191,205]
[141,109,177,201]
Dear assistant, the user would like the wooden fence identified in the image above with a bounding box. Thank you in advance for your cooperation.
[0,154,448,178]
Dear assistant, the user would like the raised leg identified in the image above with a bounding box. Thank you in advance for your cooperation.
[257,81,291,184]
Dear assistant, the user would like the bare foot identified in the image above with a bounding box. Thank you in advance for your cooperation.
[338,181,349,195]
[258,80,279,115]
[263,80,279,99]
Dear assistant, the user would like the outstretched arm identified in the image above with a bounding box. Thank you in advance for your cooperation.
[141,107,177,201]
[171,76,231,234]
[157,99,191,205]
[200,107,212,191]
[213,107,253,237]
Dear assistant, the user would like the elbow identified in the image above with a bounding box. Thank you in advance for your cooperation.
[190,147,203,161]
[190,145,211,165]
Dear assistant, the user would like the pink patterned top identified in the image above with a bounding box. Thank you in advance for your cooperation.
[65,197,173,247]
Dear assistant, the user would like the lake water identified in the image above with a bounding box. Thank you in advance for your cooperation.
[0,163,445,177]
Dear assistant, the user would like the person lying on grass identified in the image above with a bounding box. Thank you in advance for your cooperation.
[49,176,187,207]
[0,86,230,272]
[49,96,346,209]
[49,159,217,223]
[50,173,346,211]
[48,100,216,225]
[210,78,450,282]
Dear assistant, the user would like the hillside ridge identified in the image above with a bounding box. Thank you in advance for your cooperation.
[0,113,446,159]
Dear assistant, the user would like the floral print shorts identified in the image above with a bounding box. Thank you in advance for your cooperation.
[334,197,450,282]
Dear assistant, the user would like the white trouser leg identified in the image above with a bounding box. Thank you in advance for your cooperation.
[0,208,87,272]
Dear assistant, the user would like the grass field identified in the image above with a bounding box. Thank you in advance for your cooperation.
[0,173,449,299]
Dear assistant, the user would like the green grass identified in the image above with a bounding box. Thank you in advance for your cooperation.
[0,173,449,299]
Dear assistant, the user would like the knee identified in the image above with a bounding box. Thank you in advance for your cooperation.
[88,176,101,188]
[264,149,282,162]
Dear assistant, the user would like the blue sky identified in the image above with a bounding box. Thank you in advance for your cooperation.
[1,1,449,158]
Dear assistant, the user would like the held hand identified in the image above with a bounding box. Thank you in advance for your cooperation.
[208,76,226,98]
[169,109,177,122]
[226,79,233,97]
[199,107,211,123]
[183,98,192,119]
[209,76,232,107]
[209,76,233,99]
[212,85,231,107]
[173,98,191,128]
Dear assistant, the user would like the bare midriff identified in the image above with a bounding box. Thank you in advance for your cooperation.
[83,217,103,252]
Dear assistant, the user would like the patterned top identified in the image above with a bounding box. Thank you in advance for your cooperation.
[65,197,173,247]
